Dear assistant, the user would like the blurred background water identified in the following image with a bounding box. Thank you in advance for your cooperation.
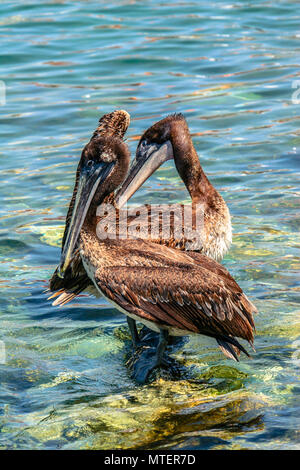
[0,0,299,450]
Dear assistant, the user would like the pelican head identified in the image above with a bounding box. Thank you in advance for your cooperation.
[114,113,188,208]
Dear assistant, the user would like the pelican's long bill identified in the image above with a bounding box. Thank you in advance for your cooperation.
[58,160,115,277]
[115,140,173,209]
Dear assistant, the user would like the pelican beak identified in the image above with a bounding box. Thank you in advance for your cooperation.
[115,140,173,208]
[58,160,115,277]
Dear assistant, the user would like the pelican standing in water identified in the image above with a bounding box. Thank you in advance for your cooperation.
[55,114,256,383]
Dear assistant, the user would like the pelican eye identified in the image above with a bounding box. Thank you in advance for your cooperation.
[137,140,148,158]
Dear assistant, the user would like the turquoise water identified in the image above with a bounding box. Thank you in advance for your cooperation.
[0,0,299,450]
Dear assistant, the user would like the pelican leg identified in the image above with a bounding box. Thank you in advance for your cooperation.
[127,317,140,348]
[156,329,169,365]
[132,329,169,384]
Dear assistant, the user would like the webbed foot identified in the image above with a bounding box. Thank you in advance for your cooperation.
[127,329,182,384]
[130,346,168,384]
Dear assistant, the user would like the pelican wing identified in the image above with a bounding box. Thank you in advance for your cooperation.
[95,262,256,355]
[48,251,92,306]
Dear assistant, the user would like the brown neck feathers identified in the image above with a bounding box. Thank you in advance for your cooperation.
[170,121,212,204]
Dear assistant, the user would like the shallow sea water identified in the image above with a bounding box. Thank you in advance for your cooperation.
[0,0,299,450]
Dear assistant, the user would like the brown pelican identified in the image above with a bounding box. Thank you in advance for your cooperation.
[49,110,130,304]
[114,113,232,261]
[55,121,256,383]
